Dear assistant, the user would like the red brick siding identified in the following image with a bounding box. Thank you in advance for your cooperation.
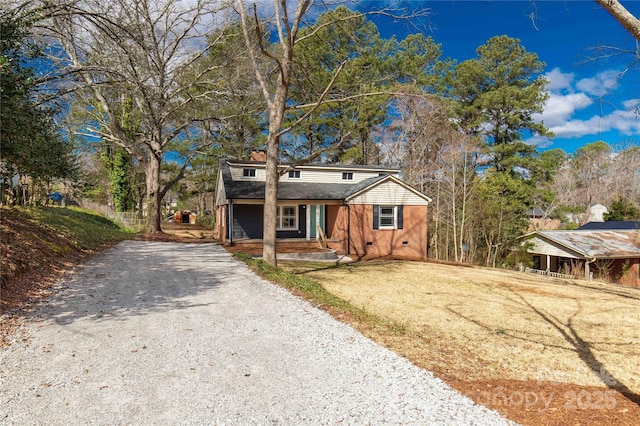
[337,204,427,260]
[615,258,640,287]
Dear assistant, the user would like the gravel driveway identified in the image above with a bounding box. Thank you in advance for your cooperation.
[1,241,513,425]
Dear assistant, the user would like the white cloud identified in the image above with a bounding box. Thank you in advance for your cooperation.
[544,67,574,92]
[623,98,640,110]
[575,70,620,97]
[524,134,554,149]
[549,109,640,139]
[535,67,640,141]
[535,92,592,127]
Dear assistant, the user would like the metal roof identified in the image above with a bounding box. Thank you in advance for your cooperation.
[535,230,640,259]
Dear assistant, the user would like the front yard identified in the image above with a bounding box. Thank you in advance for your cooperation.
[281,260,640,425]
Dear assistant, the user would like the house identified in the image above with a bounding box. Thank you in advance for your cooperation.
[585,203,609,223]
[526,208,561,231]
[527,230,640,287]
[213,157,431,260]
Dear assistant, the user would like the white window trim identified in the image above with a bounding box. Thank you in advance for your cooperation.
[378,205,396,229]
[277,205,298,230]
[242,168,257,178]
[288,170,301,179]
[342,172,354,181]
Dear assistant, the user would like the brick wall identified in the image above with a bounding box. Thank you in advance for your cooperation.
[328,204,427,260]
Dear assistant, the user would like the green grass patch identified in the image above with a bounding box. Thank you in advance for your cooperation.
[232,252,410,334]
[21,206,133,250]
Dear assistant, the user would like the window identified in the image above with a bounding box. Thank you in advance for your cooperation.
[533,255,541,270]
[373,205,403,230]
[379,206,396,228]
[342,172,354,180]
[288,170,301,179]
[277,205,297,230]
[243,168,256,178]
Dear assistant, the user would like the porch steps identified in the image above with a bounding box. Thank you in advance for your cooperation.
[224,239,353,263]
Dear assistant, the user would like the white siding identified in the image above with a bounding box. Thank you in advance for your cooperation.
[348,181,429,206]
[284,169,384,184]
[528,237,582,259]
[229,163,397,184]
[230,165,267,181]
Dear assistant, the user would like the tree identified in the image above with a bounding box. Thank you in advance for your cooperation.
[528,148,568,230]
[596,0,640,41]
[1,7,77,205]
[452,35,552,174]
[286,6,392,164]
[604,197,640,221]
[571,141,614,209]
[42,0,233,232]
[106,147,136,212]
[471,170,531,267]
[238,0,311,265]
[187,22,267,159]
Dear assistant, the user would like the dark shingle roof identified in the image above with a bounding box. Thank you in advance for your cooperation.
[578,221,640,230]
[220,161,387,200]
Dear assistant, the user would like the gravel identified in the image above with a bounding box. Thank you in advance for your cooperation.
[1,240,515,425]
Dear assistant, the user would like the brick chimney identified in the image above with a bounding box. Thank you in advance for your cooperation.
[250,149,266,162]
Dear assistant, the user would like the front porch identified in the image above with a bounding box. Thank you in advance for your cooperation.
[223,238,341,256]
[224,238,351,262]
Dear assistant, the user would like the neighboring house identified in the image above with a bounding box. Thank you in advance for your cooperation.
[526,208,561,231]
[527,230,640,287]
[586,203,608,223]
[214,157,432,259]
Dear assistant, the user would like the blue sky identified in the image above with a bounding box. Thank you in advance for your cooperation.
[360,1,640,154]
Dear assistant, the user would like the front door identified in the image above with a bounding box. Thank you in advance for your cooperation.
[309,205,325,239]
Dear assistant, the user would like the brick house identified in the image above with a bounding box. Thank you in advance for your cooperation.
[213,157,431,260]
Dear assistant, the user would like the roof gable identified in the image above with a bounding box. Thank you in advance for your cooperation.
[345,175,431,206]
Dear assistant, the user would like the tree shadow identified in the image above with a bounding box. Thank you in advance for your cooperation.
[28,241,242,326]
[514,294,640,406]
[445,285,640,407]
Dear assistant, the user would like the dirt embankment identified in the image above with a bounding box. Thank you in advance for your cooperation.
[1,210,214,344]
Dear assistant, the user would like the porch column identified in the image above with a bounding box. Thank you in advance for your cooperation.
[306,204,311,241]
[315,205,321,241]
[546,254,551,272]
[228,201,234,245]
[585,261,591,281]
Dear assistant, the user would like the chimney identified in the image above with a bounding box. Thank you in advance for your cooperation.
[250,149,266,162]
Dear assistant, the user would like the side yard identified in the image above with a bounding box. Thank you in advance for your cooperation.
[281,260,640,426]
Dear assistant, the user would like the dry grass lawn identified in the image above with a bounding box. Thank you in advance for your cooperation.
[282,260,640,395]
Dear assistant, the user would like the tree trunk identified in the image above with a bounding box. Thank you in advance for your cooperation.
[144,154,163,233]
[263,137,279,266]
[596,0,640,41]
[262,86,288,266]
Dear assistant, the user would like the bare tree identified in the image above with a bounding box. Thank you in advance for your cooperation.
[237,0,313,265]
[381,96,478,262]
[33,0,233,233]
[596,0,640,41]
